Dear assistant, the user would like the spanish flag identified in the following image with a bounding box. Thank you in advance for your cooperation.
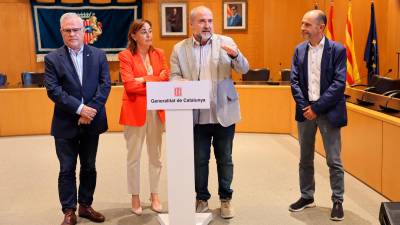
[326,1,335,41]
[345,1,361,85]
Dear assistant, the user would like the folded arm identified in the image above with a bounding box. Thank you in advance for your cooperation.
[119,52,147,95]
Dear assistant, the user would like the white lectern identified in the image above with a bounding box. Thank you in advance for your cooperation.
[147,80,213,225]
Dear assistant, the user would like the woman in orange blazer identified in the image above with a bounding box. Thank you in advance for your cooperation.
[118,19,169,215]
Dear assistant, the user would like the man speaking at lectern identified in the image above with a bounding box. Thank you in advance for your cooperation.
[170,6,249,219]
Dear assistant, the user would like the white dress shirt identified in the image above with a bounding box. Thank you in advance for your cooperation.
[307,36,325,102]
[68,46,85,114]
[192,36,218,124]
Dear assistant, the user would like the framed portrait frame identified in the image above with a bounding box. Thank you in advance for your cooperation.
[223,0,247,31]
[160,1,188,37]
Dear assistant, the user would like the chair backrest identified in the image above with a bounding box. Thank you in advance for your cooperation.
[280,69,291,81]
[374,76,400,94]
[21,72,45,87]
[242,68,270,81]
[0,73,7,86]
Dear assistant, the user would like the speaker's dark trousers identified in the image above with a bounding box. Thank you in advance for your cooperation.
[194,124,235,201]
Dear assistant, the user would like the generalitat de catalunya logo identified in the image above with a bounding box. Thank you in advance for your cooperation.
[174,87,182,97]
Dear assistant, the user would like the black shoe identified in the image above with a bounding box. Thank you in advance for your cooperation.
[289,198,315,212]
[330,201,344,221]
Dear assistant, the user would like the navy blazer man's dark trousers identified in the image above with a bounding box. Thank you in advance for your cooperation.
[55,126,99,213]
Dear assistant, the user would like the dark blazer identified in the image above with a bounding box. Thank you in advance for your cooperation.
[44,45,111,138]
[228,15,242,26]
[290,38,347,127]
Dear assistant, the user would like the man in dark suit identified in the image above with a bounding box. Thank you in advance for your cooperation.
[289,10,347,221]
[44,12,111,225]
[227,5,242,27]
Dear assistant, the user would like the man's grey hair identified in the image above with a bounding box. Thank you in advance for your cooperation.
[60,12,83,28]
[190,6,213,22]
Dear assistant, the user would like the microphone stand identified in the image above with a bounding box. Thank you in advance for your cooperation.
[397,51,400,79]
[198,35,202,81]
[196,34,202,124]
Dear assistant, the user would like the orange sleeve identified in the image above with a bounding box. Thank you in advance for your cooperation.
[158,49,170,82]
[118,50,146,95]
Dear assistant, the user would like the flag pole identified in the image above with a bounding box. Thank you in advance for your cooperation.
[397,51,400,79]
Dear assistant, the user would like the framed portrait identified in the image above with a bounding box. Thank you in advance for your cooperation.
[223,0,247,31]
[160,1,188,37]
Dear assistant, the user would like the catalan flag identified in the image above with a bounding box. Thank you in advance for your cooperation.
[364,1,379,85]
[326,1,335,41]
[345,1,361,85]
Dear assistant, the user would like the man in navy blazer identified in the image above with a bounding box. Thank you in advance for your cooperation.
[44,13,110,225]
[289,10,347,221]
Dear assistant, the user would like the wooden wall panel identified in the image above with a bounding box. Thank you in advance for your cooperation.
[385,0,400,79]
[341,108,382,192]
[289,97,298,138]
[382,121,400,201]
[0,88,53,135]
[235,86,292,133]
[105,86,123,131]
[263,0,317,81]
[0,0,399,84]
[0,2,39,83]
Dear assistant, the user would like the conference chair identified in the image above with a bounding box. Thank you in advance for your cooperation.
[350,75,400,95]
[374,77,400,112]
[0,73,7,87]
[351,75,379,89]
[370,76,400,95]
[242,68,270,81]
[280,69,291,81]
[356,76,400,107]
[21,72,45,87]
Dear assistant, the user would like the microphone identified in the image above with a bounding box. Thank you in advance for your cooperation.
[196,33,203,46]
[196,31,212,46]
[383,69,393,77]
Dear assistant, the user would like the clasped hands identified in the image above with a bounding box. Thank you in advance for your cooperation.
[302,105,317,120]
[78,105,97,125]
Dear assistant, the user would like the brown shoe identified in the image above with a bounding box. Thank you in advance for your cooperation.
[61,210,77,225]
[78,204,105,223]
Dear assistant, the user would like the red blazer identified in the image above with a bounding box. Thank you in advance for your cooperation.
[118,48,169,127]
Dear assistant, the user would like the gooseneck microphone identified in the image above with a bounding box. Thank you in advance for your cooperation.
[196,33,203,46]
[384,69,393,77]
